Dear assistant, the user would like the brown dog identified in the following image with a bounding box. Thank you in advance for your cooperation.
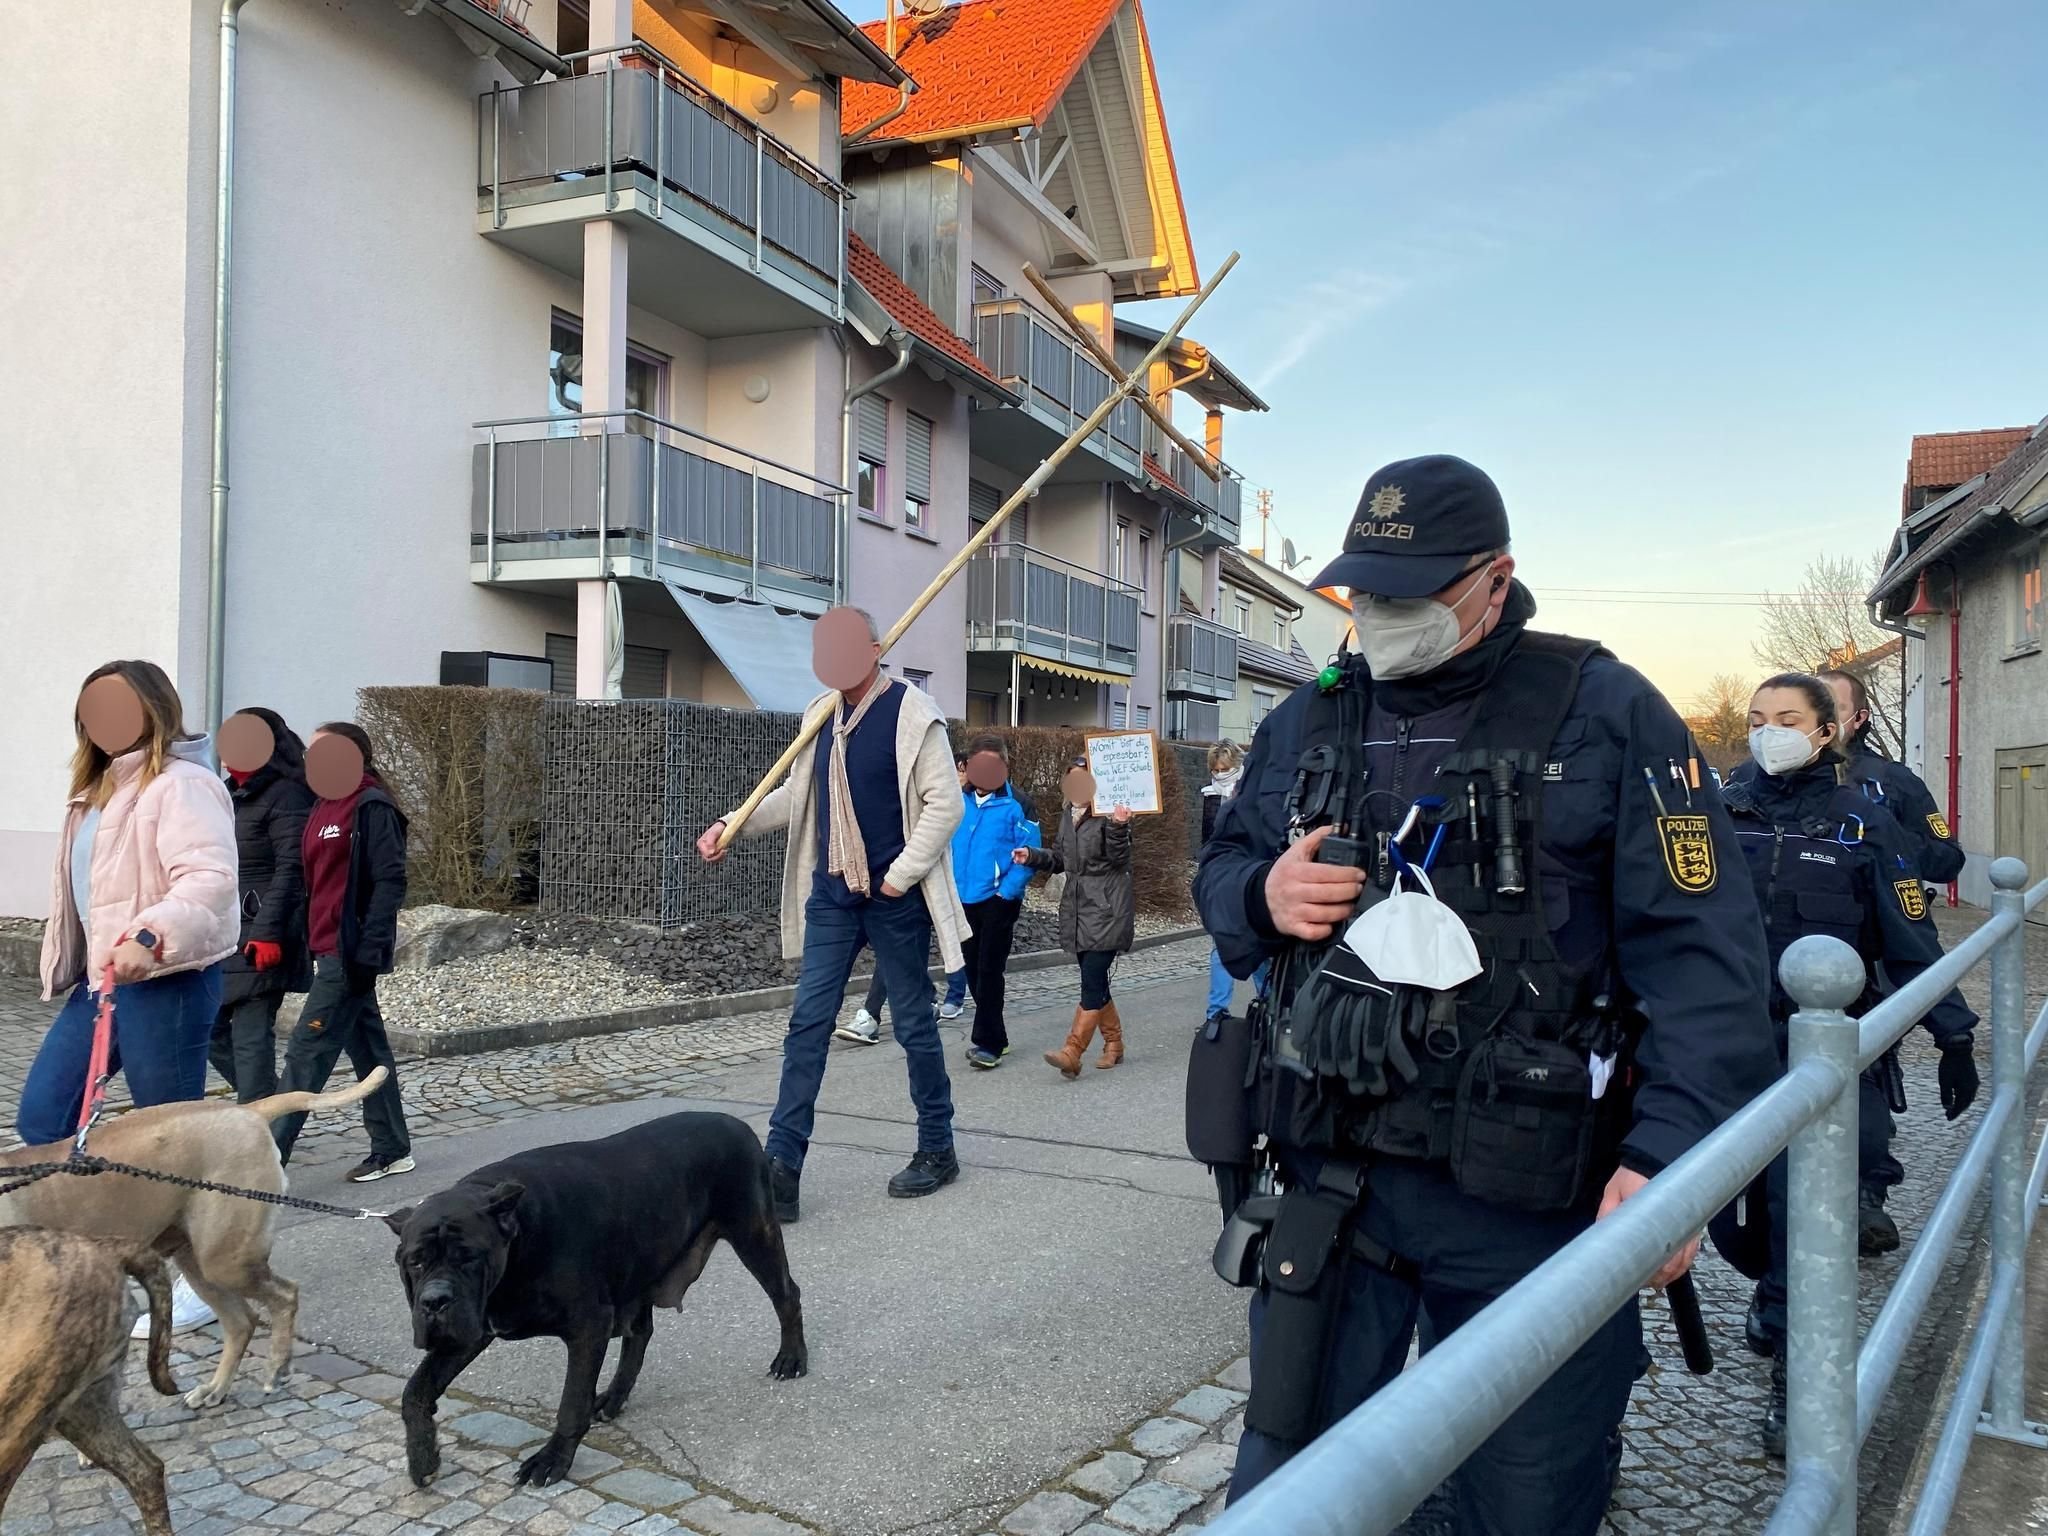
[0,1069,390,1409]
[0,1231,180,1534]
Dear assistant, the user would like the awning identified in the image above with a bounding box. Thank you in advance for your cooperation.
[1018,655,1127,687]
[666,586,819,715]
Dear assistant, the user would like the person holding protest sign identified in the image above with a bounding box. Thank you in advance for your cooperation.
[1014,762,1134,1077]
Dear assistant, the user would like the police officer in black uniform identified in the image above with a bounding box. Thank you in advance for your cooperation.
[1719,672,1978,1456]
[1193,456,1779,1534]
[1727,667,1968,1256]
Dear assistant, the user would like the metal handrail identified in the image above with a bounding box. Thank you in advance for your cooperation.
[973,540,1143,598]
[1208,858,2048,1536]
[472,409,846,496]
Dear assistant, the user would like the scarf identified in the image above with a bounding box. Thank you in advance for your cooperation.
[1201,767,1243,799]
[826,676,893,896]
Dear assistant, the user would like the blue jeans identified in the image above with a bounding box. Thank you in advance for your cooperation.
[767,889,955,1171]
[1207,950,1270,1017]
[17,964,224,1148]
[944,968,968,1008]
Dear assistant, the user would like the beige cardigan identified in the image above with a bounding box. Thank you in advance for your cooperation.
[727,680,970,971]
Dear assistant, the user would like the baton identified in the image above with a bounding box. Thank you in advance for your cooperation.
[1667,1273,1713,1375]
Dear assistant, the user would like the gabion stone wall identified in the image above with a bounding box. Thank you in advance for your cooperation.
[541,698,799,928]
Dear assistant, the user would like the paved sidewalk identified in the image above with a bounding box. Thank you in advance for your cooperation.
[2,912,2042,1535]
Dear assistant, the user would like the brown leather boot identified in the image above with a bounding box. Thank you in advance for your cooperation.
[1094,1000,1125,1069]
[1044,1007,1099,1079]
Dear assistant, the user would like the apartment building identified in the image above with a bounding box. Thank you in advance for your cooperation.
[840,0,1265,732]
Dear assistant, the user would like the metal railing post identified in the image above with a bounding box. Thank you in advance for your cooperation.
[651,424,664,563]
[749,464,762,597]
[653,65,666,223]
[603,64,617,213]
[1981,856,2042,1443]
[597,431,610,575]
[753,129,765,271]
[485,425,498,578]
[835,192,846,320]
[491,83,503,230]
[1784,934,1867,1536]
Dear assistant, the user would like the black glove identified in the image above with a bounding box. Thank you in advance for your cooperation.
[1938,1039,1979,1121]
[1292,944,1414,1100]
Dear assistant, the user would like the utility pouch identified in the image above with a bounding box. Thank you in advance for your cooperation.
[1243,1191,1353,1445]
[1213,1192,1283,1287]
[1449,1032,1595,1212]
[1186,1003,1258,1168]
[1878,1045,1908,1115]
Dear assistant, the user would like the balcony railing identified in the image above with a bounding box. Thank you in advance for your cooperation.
[972,299,1144,467]
[481,43,846,294]
[1142,423,1243,543]
[472,409,842,605]
[1167,614,1241,702]
[965,544,1142,675]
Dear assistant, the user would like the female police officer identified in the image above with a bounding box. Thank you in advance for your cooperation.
[1194,455,1779,1534]
[1724,672,1978,1456]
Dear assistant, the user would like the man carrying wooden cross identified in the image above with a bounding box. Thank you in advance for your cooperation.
[696,607,969,1223]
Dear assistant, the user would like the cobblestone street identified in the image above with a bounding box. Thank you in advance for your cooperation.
[2,915,2043,1534]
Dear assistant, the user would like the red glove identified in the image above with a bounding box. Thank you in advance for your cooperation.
[245,941,283,972]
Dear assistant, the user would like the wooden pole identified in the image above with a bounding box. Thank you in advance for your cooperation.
[715,251,1242,849]
[1019,262,1221,482]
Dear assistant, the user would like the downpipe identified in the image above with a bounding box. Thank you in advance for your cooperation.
[207,0,257,734]
[840,329,913,600]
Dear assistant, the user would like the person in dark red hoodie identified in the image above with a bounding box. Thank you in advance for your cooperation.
[271,721,414,1181]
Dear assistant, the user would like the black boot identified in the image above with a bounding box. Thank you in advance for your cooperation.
[1858,1185,1900,1255]
[1762,1355,1787,1460]
[887,1147,960,1199]
[1745,1288,1776,1359]
[769,1157,800,1225]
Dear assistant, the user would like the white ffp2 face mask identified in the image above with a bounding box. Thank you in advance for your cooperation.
[1749,724,1825,776]
[1352,565,1495,680]
[1343,866,1482,991]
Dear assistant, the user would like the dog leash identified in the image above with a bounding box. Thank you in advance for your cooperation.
[0,1156,388,1221]
[70,962,118,1155]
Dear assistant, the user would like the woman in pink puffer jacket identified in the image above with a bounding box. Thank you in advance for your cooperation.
[21,660,239,1148]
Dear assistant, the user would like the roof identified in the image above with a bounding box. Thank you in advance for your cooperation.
[1236,636,1315,686]
[1219,548,1301,612]
[1115,318,1267,413]
[1902,426,2033,513]
[845,233,994,380]
[1873,418,2048,605]
[841,0,1123,144]
[657,0,908,87]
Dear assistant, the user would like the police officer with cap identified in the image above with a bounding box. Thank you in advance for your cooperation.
[1193,455,1780,1532]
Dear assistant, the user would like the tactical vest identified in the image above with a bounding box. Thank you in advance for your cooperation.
[1264,631,1621,1211]
[1724,772,1878,1022]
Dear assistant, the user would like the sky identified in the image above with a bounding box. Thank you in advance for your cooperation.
[1114,0,2048,706]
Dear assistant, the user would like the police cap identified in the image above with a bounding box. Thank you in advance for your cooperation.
[1308,455,1511,599]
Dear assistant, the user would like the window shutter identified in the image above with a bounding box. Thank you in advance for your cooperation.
[1111,701,1128,729]
[545,633,576,696]
[969,479,1001,524]
[857,396,888,462]
[905,413,934,502]
[622,644,667,699]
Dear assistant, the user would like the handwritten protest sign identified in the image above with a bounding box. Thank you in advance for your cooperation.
[1084,730,1162,816]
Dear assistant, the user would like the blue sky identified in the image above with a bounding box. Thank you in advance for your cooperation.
[1122,0,2048,704]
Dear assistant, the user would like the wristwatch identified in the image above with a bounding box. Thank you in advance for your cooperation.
[129,928,163,959]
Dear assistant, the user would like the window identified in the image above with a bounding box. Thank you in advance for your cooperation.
[2011,538,2045,653]
[547,312,665,430]
[903,669,932,693]
[1114,520,1130,586]
[971,479,1027,544]
[856,395,888,519]
[1138,531,1154,611]
[1134,704,1152,730]
[1111,700,1128,729]
[544,633,668,698]
[556,0,589,60]
[1232,598,1253,637]
[904,412,934,531]
[1273,613,1289,649]
[972,266,1006,307]
[1252,687,1277,726]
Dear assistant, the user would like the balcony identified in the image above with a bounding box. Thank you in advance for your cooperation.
[970,300,1145,482]
[472,410,841,612]
[1166,615,1241,702]
[966,545,1142,677]
[1141,426,1243,549]
[479,45,846,337]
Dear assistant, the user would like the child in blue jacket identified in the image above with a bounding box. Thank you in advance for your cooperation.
[954,736,1041,1068]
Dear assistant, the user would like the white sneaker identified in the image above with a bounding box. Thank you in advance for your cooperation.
[937,1000,965,1021]
[835,1008,882,1045]
[135,1276,216,1337]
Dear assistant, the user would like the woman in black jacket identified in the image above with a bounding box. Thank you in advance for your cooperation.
[270,721,414,1182]
[210,708,314,1102]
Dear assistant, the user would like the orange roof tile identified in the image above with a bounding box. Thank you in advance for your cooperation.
[846,233,993,379]
[842,0,1124,144]
[1905,427,2033,501]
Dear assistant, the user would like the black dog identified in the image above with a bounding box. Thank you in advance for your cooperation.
[384,1112,806,1488]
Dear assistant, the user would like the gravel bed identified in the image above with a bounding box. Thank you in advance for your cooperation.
[0,916,44,938]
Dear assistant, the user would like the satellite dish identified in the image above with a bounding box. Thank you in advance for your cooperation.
[901,0,946,15]
[1281,537,1298,570]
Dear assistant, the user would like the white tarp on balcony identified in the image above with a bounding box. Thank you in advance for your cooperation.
[666,585,820,715]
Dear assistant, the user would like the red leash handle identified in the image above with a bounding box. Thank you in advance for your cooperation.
[74,961,117,1144]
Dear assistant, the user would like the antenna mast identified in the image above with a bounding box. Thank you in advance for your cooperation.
[1256,488,1273,559]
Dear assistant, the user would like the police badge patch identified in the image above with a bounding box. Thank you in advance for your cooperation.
[1657,814,1716,893]
[1895,880,1928,921]
[1927,811,1951,840]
